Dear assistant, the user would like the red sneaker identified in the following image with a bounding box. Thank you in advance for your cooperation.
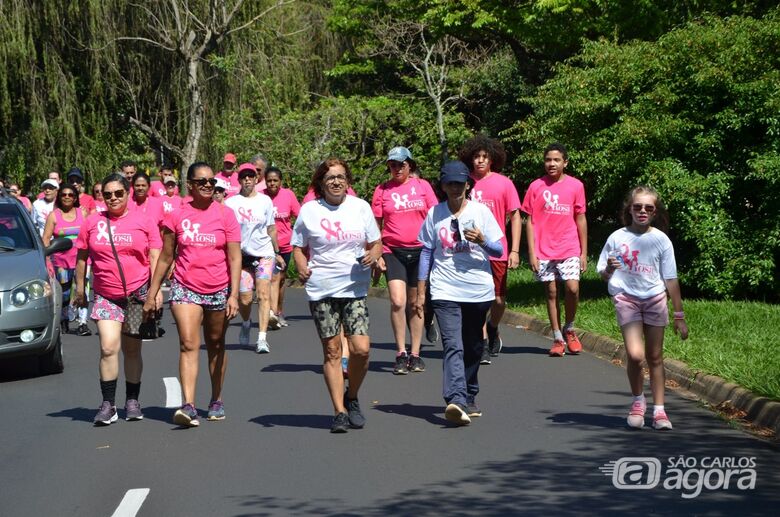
[549,339,566,357]
[565,330,582,355]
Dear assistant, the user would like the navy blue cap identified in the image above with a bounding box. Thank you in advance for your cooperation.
[67,167,84,180]
[440,161,470,183]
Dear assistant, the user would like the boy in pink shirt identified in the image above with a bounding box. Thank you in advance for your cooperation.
[521,142,588,357]
[215,153,241,198]
[459,135,522,364]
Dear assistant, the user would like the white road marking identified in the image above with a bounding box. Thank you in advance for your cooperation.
[110,488,149,517]
[163,377,182,408]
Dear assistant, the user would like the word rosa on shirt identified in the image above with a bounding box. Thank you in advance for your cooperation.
[181,219,217,245]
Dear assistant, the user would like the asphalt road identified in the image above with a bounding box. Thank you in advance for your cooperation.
[1,288,778,516]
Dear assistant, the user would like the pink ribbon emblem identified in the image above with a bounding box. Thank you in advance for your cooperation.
[438,226,455,249]
[96,221,111,242]
[238,207,253,223]
[320,218,342,241]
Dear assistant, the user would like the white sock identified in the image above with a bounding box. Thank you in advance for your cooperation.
[633,394,646,405]
[258,331,267,341]
[653,405,665,415]
[553,329,564,341]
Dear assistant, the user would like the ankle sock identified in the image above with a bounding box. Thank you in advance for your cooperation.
[126,381,141,401]
[396,351,407,357]
[258,331,267,341]
[553,330,564,341]
[653,405,665,416]
[100,379,117,406]
[633,394,646,406]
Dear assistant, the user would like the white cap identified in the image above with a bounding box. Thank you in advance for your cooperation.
[215,178,230,191]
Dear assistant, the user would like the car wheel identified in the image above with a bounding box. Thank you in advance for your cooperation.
[39,334,64,375]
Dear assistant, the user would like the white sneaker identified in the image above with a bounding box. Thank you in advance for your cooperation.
[255,337,270,354]
[268,310,280,330]
[277,314,288,327]
[239,322,251,348]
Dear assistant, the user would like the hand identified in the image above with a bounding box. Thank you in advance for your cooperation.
[274,254,286,271]
[225,295,239,320]
[463,228,484,245]
[508,251,520,269]
[580,253,588,272]
[606,257,622,271]
[155,291,163,310]
[529,255,540,273]
[297,264,312,282]
[142,297,156,318]
[371,261,383,287]
[673,318,689,340]
[412,293,425,318]
[72,290,87,308]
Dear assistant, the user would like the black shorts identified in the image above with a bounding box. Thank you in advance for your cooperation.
[383,247,422,284]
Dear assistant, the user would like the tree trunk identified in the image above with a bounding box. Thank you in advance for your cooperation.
[435,100,448,166]
[180,56,205,194]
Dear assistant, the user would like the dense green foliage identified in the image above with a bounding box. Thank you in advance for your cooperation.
[510,13,780,298]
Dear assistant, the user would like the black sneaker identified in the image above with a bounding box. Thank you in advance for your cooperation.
[76,323,92,336]
[487,324,502,356]
[393,353,409,375]
[466,402,482,418]
[61,320,70,334]
[344,393,365,429]
[425,322,439,343]
[330,412,349,433]
[408,355,426,372]
[480,344,491,365]
[444,403,471,426]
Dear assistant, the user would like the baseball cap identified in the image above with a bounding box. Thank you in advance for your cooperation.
[440,161,470,183]
[214,178,230,191]
[387,146,412,163]
[237,163,257,178]
[41,179,59,189]
[164,177,177,185]
[67,167,84,180]
[223,153,237,165]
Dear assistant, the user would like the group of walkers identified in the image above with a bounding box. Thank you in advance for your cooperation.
[10,134,688,433]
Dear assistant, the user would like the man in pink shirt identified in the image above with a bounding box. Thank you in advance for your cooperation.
[459,135,522,365]
[250,153,268,192]
[67,167,96,214]
[215,153,241,198]
[149,164,179,197]
[521,142,588,357]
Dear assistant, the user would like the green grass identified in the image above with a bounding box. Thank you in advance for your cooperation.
[505,267,780,401]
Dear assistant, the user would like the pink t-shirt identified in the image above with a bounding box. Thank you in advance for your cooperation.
[78,193,96,213]
[469,172,522,261]
[163,200,241,293]
[160,195,182,215]
[94,200,107,213]
[254,179,267,193]
[262,187,300,253]
[215,171,241,198]
[129,195,164,227]
[521,174,586,260]
[75,210,163,299]
[372,177,438,252]
[51,208,84,269]
[149,180,180,197]
[301,186,357,204]
[18,196,32,211]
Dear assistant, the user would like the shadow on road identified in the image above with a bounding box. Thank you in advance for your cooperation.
[373,403,450,427]
[261,363,322,374]
[249,413,332,429]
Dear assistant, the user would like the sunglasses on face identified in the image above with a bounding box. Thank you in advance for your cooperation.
[450,218,461,242]
[102,189,126,199]
[632,204,656,213]
[60,192,76,198]
[190,177,217,187]
[9,189,18,194]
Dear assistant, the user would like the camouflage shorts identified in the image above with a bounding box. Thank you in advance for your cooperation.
[308,297,369,339]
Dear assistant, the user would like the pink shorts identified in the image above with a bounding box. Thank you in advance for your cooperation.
[613,291,669,327]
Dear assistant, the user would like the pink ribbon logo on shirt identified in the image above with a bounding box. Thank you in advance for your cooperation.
[391,192,409,210]
[238,207,253,223]
[182,219,200,241]
[543,190,560,209]
[321,218,342,241]
[438,226,455,249]
[163,201,173,213]
[96,221,112,242]
[410,186,416,196]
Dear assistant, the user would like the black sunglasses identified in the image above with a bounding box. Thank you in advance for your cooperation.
[632,203,656,213]
[190,177,218,187]
[450,218,461,242]
[102,189,126,199]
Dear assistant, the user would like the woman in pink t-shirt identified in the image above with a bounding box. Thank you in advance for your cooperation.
[73,173,163,426]
[42,184,88,335]
[372,147,439,375]
[144,161,242,427]
[130,172,164,228]
[262,166,301,327]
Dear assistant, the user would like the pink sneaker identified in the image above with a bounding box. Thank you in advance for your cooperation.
[627,400,646,429]
[653,410,673,430]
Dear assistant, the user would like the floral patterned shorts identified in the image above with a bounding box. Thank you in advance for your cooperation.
[169,278,228,311]
[309,297,369,339]
[239,257,275,293]
[91,283,149,323]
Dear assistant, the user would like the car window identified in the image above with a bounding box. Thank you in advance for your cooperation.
[0,204,35,250]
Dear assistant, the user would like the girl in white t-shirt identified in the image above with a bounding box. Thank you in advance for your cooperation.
[596,186,689,430]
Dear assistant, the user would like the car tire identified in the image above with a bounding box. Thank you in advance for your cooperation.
[39,334,64,375]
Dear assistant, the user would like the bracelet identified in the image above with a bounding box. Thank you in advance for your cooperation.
[673,311,685,320]
[510,250,519,254]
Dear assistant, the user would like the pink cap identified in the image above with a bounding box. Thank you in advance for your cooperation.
[237,163,257,177]
[223,153,237,164]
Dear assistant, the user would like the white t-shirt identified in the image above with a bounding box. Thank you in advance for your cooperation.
[32,198,55,235]
[291,196,381,301]
[597,227,678,298]
[417,200,503,303]
[225,192,276,257]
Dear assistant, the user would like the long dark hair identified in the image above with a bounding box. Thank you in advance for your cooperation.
[621,185,669,233]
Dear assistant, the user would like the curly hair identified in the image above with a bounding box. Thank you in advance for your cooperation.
[311,158,352,199]
[458,134,506,173]
[621,185,669,233]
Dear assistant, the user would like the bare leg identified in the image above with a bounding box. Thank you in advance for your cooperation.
[621,322,646,396]
[643,324,667,405]
[203,309,229,402]
[563,279,580,326]
[322,335,346,414]
[121,335,143,383]
[346,334,370,399]
[544,281,561,332]
[256,278,271,331]
[97,320,123,380]
[407,285,424,356]
[171,303,204,404]
[388,279,408,353]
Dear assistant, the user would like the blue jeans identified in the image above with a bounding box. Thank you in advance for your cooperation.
[432,299,492,406]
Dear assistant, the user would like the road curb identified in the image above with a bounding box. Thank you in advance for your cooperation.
[497,309,780,438]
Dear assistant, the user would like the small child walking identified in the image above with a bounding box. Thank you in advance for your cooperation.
[596,186,689,430]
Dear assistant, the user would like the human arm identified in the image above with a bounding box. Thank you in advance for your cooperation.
[576,213,588,272]
[41,212,56,247]
[148,248,162,309]
[293,246,311,281]
[413,246,433,318]
[72,249,89,308]
[268,224,286,270]
[143,229,175,315]
[361,239,382,268]
[225,241,241,319]
[665,278,688,340]
[508,209,522,268]
[525,217,539,272]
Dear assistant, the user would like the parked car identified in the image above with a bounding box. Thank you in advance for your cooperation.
[0,188,72,374]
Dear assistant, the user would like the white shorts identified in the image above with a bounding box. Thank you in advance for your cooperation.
[536,257,581,282]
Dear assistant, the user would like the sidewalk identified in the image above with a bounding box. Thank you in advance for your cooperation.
[367,286,780,440]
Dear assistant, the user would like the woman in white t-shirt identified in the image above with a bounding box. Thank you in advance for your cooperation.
[291,158,382,433]
[414,161,504,426]
[597,185,689,431]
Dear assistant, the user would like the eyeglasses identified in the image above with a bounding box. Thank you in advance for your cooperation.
[632,203,656,213]
[239,173,257,179]
[190,177,217,187]
[9,189,18,194]
[42,186,57,191]
[324,174,347,184]
[102,189,126,199]
[60,192,76,198]
[450,218,461,242]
